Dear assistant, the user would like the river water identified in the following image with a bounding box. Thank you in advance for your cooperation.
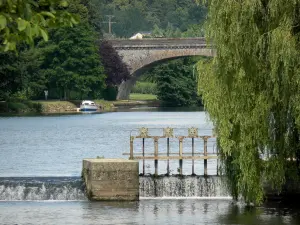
[1,108,300,224]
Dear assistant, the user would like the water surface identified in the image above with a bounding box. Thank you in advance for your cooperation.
[1,200,300,225]
[0,111,213,177]
[0,109,298,224]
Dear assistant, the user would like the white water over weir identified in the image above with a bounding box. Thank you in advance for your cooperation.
[0,176,230,201]
[0,177,86,201]
[140,176,230,198]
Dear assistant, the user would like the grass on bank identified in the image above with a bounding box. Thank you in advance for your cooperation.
[131,81,157,95]
[36,100,77,113]
[0,94,158,114]
[129,93,157,101]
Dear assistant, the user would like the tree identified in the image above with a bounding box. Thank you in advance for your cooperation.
[16,47,47,99]
[37,0,106,100]
[99,40,130,100]
[152,24,164,38]
[96,0,207,38]
[149,58,201,106]
[0,0,78,51]
[0,0,106,101]
[197,0,300,205]
[40,24,106,100]
[0,52,21,99]
[181,24,205,37]
[99,40,130,86]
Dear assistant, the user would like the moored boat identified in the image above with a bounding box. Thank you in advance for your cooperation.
[80,100,98,112]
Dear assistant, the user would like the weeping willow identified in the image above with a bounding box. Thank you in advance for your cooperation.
[197,0,300,205]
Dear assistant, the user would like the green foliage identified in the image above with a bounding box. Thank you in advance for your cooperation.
[0,0,207,103]
[131,81,157,95]
[198,0,300,205]
[99,40,130,87]
[181,24,205,37]
[94,0,207,38]
[0,99,42,113]
[0,51,21,100]
[102,86,118,101]
[41,22,106,100]
[0,0,78,51]
[0,49,44,100]
[151,23,205,38]
[129,93,157,101]
[152,24,164,38]
[0,0,106,101]
[151,58,201,107]
[17,47,47,100]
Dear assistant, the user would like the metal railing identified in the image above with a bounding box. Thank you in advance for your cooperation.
[123,127,219,176]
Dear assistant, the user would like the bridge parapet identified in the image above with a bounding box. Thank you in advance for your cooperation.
[109,38,210,50]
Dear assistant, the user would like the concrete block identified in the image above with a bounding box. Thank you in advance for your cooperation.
[82,159,139,201]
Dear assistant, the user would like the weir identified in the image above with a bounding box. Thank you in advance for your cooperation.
[140,176,229,198]
[0,177,86,201]
[0,176,228,201]
[81,127,219,201]
[2,175,299,201]
[0,127,222,201]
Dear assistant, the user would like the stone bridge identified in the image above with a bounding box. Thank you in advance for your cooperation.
[109,38,215,100]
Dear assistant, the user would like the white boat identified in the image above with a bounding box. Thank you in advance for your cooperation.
[80,100,98,112]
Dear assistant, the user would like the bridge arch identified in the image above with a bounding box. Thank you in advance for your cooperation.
[109,38,215,100]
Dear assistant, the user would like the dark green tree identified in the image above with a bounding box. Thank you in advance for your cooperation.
[150,58,201,106]
[0,52,21,100]
[39,0,106,100]
[0,44,49,100]
[16,47,47,99]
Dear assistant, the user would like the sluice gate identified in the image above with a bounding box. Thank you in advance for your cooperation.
[124,127,219,176]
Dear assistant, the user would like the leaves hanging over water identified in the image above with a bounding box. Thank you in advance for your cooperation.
[198,0,300,205]
[0,0,79,52]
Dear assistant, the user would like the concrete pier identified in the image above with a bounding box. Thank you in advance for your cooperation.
[82,159,139,201]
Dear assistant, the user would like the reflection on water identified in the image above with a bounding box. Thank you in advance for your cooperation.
[1,200,300,225]
[218,202,300,225]
[115,105,205,112]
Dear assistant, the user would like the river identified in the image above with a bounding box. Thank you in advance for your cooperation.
[0,108,300,224]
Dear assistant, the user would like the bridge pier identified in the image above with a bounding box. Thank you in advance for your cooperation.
[117,78,137,100]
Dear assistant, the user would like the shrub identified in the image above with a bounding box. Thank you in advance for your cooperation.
[103,86,118,101]
[4,99,43,113]
[7,102,28,113]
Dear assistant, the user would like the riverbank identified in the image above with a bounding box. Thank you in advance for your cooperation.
[0,98,161,115]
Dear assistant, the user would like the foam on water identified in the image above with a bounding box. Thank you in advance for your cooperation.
[140,176,230,198]
[0,177,86,201]
[0,176,230,201]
